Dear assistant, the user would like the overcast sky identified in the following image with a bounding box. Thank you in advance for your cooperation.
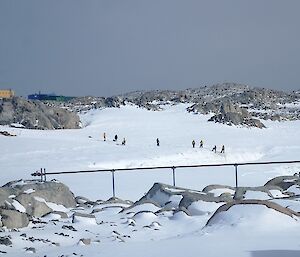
[1,0,300,97]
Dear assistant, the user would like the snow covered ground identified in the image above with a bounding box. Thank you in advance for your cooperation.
[1,103,300,256]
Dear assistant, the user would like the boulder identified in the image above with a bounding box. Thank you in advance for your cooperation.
[206,199,300,226]
[15,194,52,217]
[0,236,12,246]
[0,180,76,228]
[265,176,300,191]
[3,180,76,208]
[0,209,29,229]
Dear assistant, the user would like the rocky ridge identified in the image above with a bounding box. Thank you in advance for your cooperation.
[54,83,300,128]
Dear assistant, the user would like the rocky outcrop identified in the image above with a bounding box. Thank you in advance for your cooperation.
[0,180,76,228]
[207,101,265,128]
[0,97,81,129]
[36,82,300,129]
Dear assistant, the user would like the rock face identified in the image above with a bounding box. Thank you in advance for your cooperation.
[207,101,265,128]
[0,180,76,228]
[0,97,81,129]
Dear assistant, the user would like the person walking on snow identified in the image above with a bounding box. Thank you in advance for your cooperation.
[113,134,118,142]
[156,138,160,146]
[192,140,195,148]
[220,145,225,153]
[103,132,106,141]
[122,138,126,145]
[212,145,217,153]
[199,140,203,148]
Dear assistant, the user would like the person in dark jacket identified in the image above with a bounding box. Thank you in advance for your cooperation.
[113,134,118,142]
[199,140,203,148]
[122,138,126,145]
[192,140,195,148]
[212,145,217,153]
[156,138,160,146]
[220,145,225,153]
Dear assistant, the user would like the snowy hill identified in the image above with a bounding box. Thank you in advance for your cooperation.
[1,103,300,256]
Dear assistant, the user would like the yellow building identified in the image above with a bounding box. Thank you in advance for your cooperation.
[0,89,15,99]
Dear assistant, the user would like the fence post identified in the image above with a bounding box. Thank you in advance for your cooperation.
[111,170,116,198]
[234,164,238,188]
[40,168,43,182]
[43,168,46,182]
[172,167,176,186]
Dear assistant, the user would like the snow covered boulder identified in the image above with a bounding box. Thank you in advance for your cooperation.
[0,180,76,228]
[140,182,203,208]
[202,184,235,198]
[139,183,233,216]
[0,209,29,229]
[206,199,300,228]
[3,180,76,208]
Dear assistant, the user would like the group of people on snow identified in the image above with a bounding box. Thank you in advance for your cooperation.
[102,132,225,154]
[192,139,225,154]
[104,133,126,146]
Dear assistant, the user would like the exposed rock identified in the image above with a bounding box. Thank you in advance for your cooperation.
[24,247,36,253]
[15,194,52,217]
[140,182,233,215]
[0,209,29,229]
[264,175,300,191]
[42,82,300,128]
[0,97,80,129]
[0,188,14,208]
[78,238,91,245]
[0,180,76,228]
[207,101,266,128]
[0,236,12,246]
[3,180,76,208]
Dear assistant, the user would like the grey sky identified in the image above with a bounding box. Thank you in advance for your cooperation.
[1,0,300,97]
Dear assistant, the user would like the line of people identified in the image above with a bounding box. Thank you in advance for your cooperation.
[103,132,225,153]
[192,139,225,154]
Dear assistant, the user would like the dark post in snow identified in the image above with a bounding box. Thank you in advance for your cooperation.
[111,170,116,198]
[43,168,46,182]
[234,164,238,188]
[172,167,176,186]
